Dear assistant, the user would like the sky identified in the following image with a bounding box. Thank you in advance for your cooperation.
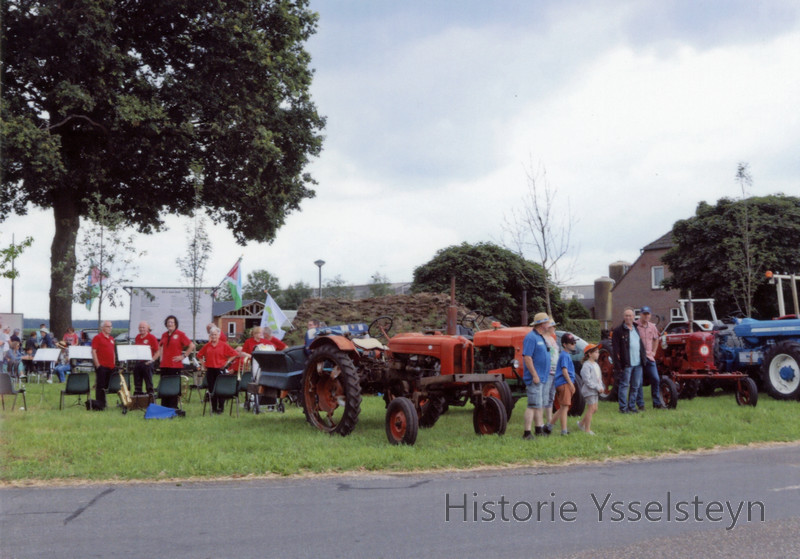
[2,0,799,323]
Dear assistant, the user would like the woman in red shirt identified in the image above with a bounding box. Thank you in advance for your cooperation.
[198,326,240,414]
[151,315,195,408]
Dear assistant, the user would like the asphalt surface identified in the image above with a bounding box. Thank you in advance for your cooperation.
[2,442,799,559]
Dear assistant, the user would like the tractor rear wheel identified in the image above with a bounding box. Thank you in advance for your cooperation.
[481,381,514,421]
[762,342,800,400]
[659,376,679,409]
[473,396,507,435]
[735,377,758,407]
[301,345,362,436]
[418,394,446,428]
[386,397,418,445]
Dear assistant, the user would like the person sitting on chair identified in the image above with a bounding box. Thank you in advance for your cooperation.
[52,341,71,383]
[197,326,240,414]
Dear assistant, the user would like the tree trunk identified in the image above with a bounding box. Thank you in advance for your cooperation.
[49,195,80,338]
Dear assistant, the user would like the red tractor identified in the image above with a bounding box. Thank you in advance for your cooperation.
[656,329,758,406]
[257,315,509,445]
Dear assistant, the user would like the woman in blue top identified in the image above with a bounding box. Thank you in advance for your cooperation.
[553,332,578,435]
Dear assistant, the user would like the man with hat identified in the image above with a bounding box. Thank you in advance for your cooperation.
[522,312,553,439]
[636,306,665,409]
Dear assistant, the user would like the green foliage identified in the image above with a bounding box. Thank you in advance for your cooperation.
[663,194,800,318]
[242,269,281,301]
[561,318,601,342]
[276,281,313,309]
[0,235,33,279]
[323,275,355,299]
[1,0,325,333]
[368,271,392,297]
[412,242,563,325]
[565,298,591,320]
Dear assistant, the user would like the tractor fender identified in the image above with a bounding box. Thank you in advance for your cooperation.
[308,336,360,362]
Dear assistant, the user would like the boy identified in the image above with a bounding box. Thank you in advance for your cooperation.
[553,333,578,435]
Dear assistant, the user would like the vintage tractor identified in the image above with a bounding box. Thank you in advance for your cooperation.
[714,272,800,400]
[255,315,508,445]
[469,317,590,417]
[656,329,757,406]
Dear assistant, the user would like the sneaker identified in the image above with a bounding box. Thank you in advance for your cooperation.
[543,423,553,434]
[637,406,645,412]
[654,403,667,409]
[46,379,53,384]
[522,432,534,440]
[629,408,639,414]
[586,430,596,436]
[619,409,628,414]
[576,419,586,432]
[561,430,570,436]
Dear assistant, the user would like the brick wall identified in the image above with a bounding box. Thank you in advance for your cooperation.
[611,248,680,328]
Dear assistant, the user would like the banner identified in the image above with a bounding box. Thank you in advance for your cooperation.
[224,258,243,310]
[260,292,288,340]
[85,264,105,310]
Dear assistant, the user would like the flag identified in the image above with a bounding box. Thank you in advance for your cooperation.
[85,264,104,310]
[260,292,288,340]
[224,258,243,310]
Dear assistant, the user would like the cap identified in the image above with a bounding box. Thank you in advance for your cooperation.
[641,306,652,314]
[584,343,601,354]
[561,332,577,345]
[40,327,49,333]
[530,312,550,326]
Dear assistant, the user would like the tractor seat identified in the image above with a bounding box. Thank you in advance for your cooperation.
[352,337,387,351]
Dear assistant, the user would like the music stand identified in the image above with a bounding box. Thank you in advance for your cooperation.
[32,348,61,384]
[117,345,152,362]
[68,346,94,374]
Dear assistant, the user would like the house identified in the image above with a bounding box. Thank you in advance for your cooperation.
[212,300,263,341]
[610,231,682,326]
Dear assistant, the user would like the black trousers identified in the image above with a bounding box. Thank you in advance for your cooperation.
[206,368,225,413]
[133,362,154,393]
[158,369,181,408]
[95,366,113,408]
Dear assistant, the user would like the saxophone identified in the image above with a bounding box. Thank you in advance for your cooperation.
[118,371,133,408]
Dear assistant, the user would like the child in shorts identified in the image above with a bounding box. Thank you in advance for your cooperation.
[553,333,577,435]
[577,343,605,435]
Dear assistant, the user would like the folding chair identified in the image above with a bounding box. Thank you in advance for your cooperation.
[0,372,26,411]
[60,372,91,410]
[203,374,240,417]
[156,374,183,410]
[105,372,131,408]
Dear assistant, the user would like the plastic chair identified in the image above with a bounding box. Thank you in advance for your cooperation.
[203,374,240,417]
[238,371,253,409]
[156,374,183,410]
[0,372,26,411]
[60,372,91,410]
[105,372,131,396]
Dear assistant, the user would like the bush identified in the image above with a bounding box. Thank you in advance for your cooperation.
[561,318,600,342]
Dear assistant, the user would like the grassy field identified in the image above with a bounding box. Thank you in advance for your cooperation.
[2,377,799,484]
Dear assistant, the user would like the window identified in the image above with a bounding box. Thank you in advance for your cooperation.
[227,322,236,336]
[651,266,665,289]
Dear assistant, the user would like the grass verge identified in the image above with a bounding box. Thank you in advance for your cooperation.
[1,378,799,483]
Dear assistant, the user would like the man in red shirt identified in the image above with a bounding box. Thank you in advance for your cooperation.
[198,326,240,413]
[151,315,195,408]
[133,321,159,395]
[91,320,116,409]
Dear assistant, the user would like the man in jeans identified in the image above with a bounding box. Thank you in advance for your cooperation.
[636,306,666,410]
[612,308,646,413]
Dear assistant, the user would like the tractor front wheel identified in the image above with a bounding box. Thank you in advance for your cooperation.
[301,345,362,436]
[473,396,508,435]
[386,397,418,445]
[735,377,758,407]
[481,381,514,421]
[762,342,800,400]
[660,376,679,409]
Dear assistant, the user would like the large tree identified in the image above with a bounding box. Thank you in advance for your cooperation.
[1,0,325,335]
[662,194,800,318]
[411,242,563,326]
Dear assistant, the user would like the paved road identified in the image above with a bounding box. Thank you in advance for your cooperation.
[2,443,799,559]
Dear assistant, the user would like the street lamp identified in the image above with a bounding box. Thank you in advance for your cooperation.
[314,259,325,298]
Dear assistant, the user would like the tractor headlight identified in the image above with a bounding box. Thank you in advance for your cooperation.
[512,359,519,370]
[699,345,710,356]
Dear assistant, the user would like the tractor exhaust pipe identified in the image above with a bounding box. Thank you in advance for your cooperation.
[447,276,458,336]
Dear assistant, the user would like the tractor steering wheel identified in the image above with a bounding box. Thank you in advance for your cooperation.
[368,316,394,340]
[461,310,484,330]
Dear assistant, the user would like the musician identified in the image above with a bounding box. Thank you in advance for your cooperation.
[241,326,286,356]
[91,320,116,409]
[151,315,195,408]
[207,322,228,343]
[197,326,240,414]
[133,321,159,395]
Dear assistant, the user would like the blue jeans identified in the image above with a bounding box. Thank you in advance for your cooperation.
[618,365,642,412]
[53,364,71,383]
[637,359,663,407]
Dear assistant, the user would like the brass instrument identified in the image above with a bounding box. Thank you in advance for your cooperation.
[118,371,133,408]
